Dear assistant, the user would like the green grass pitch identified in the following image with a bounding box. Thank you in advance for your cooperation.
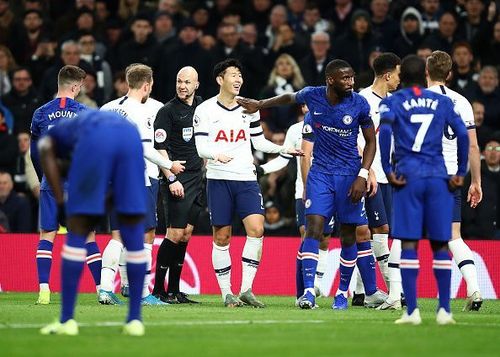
[0,293,499,356]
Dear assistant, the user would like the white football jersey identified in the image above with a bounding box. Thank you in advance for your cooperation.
[101,96,163,185]
[427,85,475,174]
[194,96,268,181]
[358,86,389,184]
[283,121,304,199]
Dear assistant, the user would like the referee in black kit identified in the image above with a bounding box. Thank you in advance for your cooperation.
[152,66,203,304]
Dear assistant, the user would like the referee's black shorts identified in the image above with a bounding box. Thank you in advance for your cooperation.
[161,172,203,229]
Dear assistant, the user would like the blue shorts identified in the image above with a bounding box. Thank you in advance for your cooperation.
[305,170,368,226]
[452,187,461,222]
[66,120,146,217]
[207,179,264,226]
[379,183,392,227]
[295,199,334,234]
[144,178,159,230]
[392,177,453,241]
[39,189,59,232]
[365,187,388,228]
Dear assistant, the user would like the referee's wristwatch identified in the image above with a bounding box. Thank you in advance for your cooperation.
[167,174,177,185]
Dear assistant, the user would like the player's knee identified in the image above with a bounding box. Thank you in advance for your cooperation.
[40,231,56,243]
[144,229,155,244]
[319,235,330,250]
[305,226,322,240]
[213,231,231,246]
[355,225,371,242]
[371,224,389,235]
[340,224,357,246]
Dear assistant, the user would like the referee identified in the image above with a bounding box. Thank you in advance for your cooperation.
[152,66,203,304]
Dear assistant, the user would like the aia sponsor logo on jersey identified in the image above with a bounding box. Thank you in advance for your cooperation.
[214,129,247,142]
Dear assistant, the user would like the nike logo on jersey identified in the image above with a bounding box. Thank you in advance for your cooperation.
[313,111,323,115]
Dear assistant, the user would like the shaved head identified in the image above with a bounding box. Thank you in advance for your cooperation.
[176,66,199,103]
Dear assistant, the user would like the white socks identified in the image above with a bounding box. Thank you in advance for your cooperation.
[315,248,328,293]
[449,238,480,296]
[100,239,123,291]
[212,243,232,300]
[118,248,128,286]
[142,243,153,298]
[355,268,365,295]
[240,236,263,294]
[372,233,390,289]
[388,238,402,302]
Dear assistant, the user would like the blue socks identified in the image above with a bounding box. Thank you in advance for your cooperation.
[85,242,102,287]
[119,222,146,322]
[36,240,53,285]
[433,250,452,313]
[60,232,86,323]
[301,238,319,291]
[296,241,305,299]
[356,242,377,296]
[400,249,419,315]
[337,243,357,295]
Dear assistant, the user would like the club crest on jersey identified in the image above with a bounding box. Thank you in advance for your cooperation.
[183,127,193,142]
[302,124,312,134]
[155,129,167,143]
[305,199,312,208]
[193,115,200,127]
[342,115,353,125]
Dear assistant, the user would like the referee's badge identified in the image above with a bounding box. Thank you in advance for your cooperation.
[155,129,167,143]
[183,127,193,142]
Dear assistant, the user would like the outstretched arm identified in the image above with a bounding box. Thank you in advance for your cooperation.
[236,93,297,113]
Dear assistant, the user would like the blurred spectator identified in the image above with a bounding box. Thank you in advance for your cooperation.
[111,70,128,100]
[263,4,288,49]
[467,66,500,131]
[260,53,305,131]
[457,0,494,45]
[1,67,40,135]
[54,0,96,36]
[244,0,272,34]
[0,44,17,96]
[355,46,383,90]
[157,0,187,30]
[191,4,211,35]
[0,171,32,232]
[299,31,333,86]
[78,31,112,103]
[75,71,98,108]
[478,20,500,67]
[416,43,433,60]
[94,0,110,27]
[423,11,460,53]
[118,0,144,22]
[472,100,491,150]
[10,9,47,65]
[269,22,308,63]
[38,40,92,101]
[103,19,124,72]
[450,41,478,95]
[153,11,176,46]
[13,132,31,194]
[462,135,500,239]
[263,200,295,236]
[0,106,17,175]
[329,0,357,38]
[287,0,307,30]
[370,0,399,51]
[28,37,57,85]
[0,0,18,47]
[117,13,159,70]
[296,1,332,44]
[155,19,213,102]
[334,9,381,74]
[420,0,442,35]
[393,7,424,58]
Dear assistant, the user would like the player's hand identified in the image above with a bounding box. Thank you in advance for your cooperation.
[367,169,378,197]
[284,147,304,156]
[387,172,406,187]
[213,153,233,163]
[235,96,260,114]
[467,182,482,208]
[448,175,464,192]
[348,177,367,203]
[169,180,185,199]
[170,161,186,175]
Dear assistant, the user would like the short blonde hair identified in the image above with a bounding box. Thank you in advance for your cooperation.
[125,63,153,89]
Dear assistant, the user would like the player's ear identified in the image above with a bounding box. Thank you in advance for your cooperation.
[216,75,223,87]
[195,81,200,90]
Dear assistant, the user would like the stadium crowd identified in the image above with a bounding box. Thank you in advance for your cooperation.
[0,0,499,238]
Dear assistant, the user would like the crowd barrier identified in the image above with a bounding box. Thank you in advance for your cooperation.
[0,234,498,298]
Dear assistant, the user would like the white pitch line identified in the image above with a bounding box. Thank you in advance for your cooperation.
[0,319,326,330]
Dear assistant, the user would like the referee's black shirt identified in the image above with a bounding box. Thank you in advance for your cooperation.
[154,95,203,174]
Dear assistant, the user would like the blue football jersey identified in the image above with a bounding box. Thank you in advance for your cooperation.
[295,86,372,175]
[379,86,468,179]
[31,97,87,189]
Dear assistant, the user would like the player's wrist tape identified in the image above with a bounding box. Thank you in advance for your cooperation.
[358,168,369,180]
